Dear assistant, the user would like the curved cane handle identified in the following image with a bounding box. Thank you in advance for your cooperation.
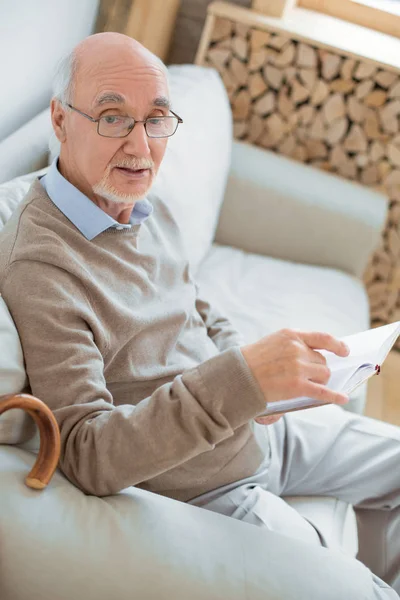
[0,394,61,489]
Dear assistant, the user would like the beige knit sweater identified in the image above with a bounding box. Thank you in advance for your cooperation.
[0,180,269,500]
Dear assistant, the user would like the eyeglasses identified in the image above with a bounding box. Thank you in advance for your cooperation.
[65,103,183,139]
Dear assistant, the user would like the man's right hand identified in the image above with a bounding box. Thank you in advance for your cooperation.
[241,328,350,411]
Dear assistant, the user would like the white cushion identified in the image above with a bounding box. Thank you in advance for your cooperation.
[152,65,232,271]
[0,297,31,445]
[0,297,26,394]
[196,244,369,342]
[196,244,370,413]
[0,168,47,229]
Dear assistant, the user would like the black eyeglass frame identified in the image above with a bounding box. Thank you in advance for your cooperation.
[65,102,183,139]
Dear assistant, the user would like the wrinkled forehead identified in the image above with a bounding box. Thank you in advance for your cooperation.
[74,58,170,111]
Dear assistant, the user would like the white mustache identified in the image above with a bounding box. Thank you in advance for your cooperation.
[112,158,154,171]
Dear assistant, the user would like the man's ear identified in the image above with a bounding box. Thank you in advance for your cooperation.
[51,98,67,143]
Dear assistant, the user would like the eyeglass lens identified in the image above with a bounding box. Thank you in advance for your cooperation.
[98,115,178,138]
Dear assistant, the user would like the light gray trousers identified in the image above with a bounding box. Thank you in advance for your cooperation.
[188,404,400,599]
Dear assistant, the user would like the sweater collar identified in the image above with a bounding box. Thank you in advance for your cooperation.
[40,157,153,241]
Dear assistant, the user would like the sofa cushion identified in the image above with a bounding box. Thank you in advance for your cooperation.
[0,168,47,230]
[0,297,26,395]
[0,295,32,444]
[196,244,369,341]
[195,244,370,413]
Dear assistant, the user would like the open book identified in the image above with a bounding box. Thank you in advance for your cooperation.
[259,321,400,416]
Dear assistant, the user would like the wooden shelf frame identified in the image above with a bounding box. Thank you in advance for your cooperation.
[200,2,400,74]
[252,0,400,40]
[252,0,297,18]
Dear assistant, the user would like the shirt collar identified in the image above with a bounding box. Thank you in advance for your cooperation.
[40,157,153,241]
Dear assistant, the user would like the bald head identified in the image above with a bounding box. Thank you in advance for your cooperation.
[53,32,168,105]
[76,31,160,58]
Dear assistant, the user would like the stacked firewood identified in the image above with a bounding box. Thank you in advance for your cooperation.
[200,17,400,346]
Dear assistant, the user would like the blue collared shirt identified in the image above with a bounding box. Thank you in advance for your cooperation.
[40,158,153,241]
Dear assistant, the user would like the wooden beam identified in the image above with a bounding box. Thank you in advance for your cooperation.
[252,0,297,18]
[95,0,132,35]
[125,0,181,61]
[195,13,217,65]
[95,0,181,62]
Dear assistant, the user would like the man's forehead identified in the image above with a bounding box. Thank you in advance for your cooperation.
[92,91,170,109]
[75,57,170,110]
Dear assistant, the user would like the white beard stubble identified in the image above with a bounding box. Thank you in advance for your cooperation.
[93,157,155,204]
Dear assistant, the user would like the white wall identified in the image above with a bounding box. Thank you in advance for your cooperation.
[0,0,99,141]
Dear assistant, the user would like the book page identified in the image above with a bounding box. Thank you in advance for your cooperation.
[377,322,400,364]
[343,363,376,394]
[340,321,400,367]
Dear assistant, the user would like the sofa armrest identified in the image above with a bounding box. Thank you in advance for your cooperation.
[0,445,377,600]
[0,394,60,489]
[214,141,388,278]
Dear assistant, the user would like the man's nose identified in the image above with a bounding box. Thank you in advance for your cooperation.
[121,122,151,156]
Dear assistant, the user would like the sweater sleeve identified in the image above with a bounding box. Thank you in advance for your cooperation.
[2,260,266,496]
[194,281,246,352]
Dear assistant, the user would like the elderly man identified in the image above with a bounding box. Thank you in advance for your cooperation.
[0,32,399,598]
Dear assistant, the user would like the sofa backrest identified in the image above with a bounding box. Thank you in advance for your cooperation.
[215,140,388,278]
[0,0,99,144]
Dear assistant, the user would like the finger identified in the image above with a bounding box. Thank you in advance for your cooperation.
[302,380,349,405]
[305,348,328,366]
[255,415,283,425]
[299,331,349,358]
[304,362,331,385]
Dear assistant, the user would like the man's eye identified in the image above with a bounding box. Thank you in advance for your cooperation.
[103,115,123,125]
[148,118,163,125]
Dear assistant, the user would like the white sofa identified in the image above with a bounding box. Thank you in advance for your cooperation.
[0,65,388,599]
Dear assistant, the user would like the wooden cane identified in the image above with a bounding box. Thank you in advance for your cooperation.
[0,394,61,489]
